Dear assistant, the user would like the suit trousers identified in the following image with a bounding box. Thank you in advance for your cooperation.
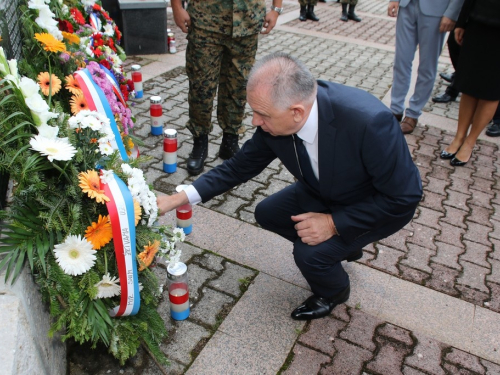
[391,0,446,118]
[255,183,412,298]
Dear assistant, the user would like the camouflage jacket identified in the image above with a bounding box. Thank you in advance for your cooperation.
[187,0,266,37]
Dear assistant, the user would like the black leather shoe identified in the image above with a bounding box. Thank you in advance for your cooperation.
[486,122,500,137]
[439,72,455,83]
[440,150,456,159]
[291,285,350,320]
[340,4,348,21]
[432,92,457,103]
[187,135,208,175]
[450,156,468,167]
[299,6,307,21]
[347,5,362,22]
[344,250,362,262]
[219,133,240,160]
[306,5,319,21]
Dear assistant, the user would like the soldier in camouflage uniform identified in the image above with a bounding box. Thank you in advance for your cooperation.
[298,0,320,21]
[340,0,362,22]
[171,0,282,175]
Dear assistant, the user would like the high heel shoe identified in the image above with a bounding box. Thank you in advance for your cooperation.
[450,156,468,166]
[440,150,456,159]
[450,146,474,167]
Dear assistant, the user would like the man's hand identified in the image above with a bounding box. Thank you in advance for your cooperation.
[261,11,279,34]
[291,213,337,246]
[439,16,455,33]
[172,1,190,33]
[454,27,465,45]
[388,1,399,17]
[157,191,189,216]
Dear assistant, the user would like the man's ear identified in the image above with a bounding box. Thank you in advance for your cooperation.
[291,105,306,123]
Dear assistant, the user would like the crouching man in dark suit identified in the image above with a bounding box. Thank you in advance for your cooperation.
[157,52,422,320]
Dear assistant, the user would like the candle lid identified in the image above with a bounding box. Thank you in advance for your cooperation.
[167,261,187,276]
[164,128,177,138]
[131,64,141,71]
[150,95,161,104]
[176,184,189,193]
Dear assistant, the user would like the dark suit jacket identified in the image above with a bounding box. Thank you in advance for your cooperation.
[193,80,423,244]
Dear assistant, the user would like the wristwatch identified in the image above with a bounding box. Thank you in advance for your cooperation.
[271,5,284,14]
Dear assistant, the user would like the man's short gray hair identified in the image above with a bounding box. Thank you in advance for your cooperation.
[247,52,317,110]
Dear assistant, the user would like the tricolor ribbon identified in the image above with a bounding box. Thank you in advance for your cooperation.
[101,172,140,317]
[89,12,102,31]
[74,68,129,161]
[100,64,127,108]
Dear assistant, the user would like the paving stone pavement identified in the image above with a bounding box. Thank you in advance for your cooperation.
[69,1,500,374]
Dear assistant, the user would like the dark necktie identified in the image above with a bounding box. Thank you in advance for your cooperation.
[293,135,320,192]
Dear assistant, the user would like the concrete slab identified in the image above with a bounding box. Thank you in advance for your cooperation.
[188,273,309,374]
[470,307,500,364]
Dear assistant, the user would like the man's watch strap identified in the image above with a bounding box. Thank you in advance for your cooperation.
[271,5,283,14]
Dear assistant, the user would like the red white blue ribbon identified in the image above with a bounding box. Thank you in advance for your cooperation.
[100,64,127,107]
[89,12,102,31]
[101,171,140,317]
[74,68,129,161]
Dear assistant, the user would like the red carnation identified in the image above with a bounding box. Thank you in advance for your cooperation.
[120,84,129,101]
[114,26,122,41]
[127,79,134,91]
[99,59,110,70]
[93,4,101,11]
[107,37,116,52]
[93,48,103,57]
[58,19,74,33]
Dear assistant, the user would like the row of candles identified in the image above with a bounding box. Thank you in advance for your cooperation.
[131,65,191,320]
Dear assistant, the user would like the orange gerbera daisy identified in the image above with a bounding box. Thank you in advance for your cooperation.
[0,35,3,42]
[78,170,109,204]
[85,215,112,250]
[133,199,142,226]
[65,74,82,95]
[62,31,80,45]
[70,92,89,115]
[138,240,160,271]
[37,72,62,96]
[34,33,66,53]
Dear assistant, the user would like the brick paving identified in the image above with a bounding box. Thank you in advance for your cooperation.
[69,1,500,374]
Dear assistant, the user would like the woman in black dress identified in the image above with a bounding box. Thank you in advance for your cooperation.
[440,0,500,166]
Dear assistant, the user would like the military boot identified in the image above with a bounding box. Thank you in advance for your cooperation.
[219,133,240,160]
[187,135,208,175]
[299,6,307,21]
[348,4,362,22]
[340,3,348,21]
[306,5,320,21]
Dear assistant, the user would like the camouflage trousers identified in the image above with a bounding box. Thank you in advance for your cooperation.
[298,0,318,6]
[185,27,259,137]
[340,0,358,5]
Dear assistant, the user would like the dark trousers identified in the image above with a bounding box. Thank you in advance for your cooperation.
[494,103,500,124]
[446,30,461,97]
[254,183,413,298]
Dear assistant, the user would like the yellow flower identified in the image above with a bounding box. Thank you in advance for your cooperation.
[65,74,82,95]
[138,240,160,271]
[78,170,110,204]
[0,35,3,42]
[70,92,89,115]
[34,33,66,53]
[62,31,80,45]
[85,215,113,250]
[133,199,141,226]
[37,72,62,96]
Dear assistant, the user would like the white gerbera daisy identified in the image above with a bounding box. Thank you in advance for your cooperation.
[30,135,77,162]
[94,273,121,299]
[53,235,96,276]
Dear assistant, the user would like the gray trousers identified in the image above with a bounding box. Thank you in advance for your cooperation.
[390,0,446,118]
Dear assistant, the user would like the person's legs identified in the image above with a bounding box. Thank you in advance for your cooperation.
[390,2,419,117]
[306,0,319,21]
[347,0,361,22]
[445,93,478,155]
[298,0,307,21]
[486,102,500,136]
[405,11,445,119]
[454,99,500,163]
[217,34,258,159]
